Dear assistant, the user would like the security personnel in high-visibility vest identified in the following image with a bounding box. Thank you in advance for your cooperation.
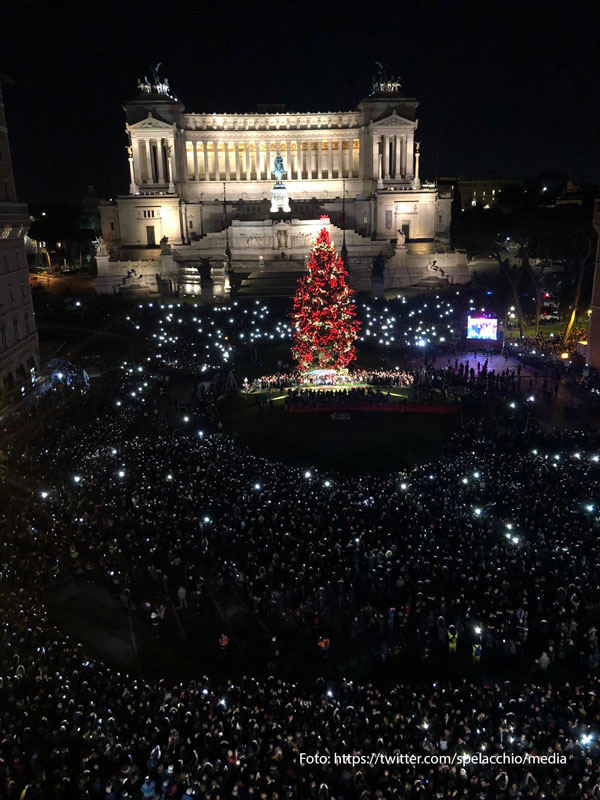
[472,642,482,665]
[448,625,458,655]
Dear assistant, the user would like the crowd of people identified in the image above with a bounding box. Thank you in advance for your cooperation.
[285,386,404,410]
[505,331,586,376]
[245,370,414,394]
[427,358,560,406]
[0,293,599,798]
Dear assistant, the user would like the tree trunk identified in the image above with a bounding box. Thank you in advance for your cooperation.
[495,253,525,337]
[522,257,545,336]
[563,236,593,345]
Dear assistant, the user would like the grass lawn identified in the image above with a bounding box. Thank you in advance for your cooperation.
[220,393,457,475]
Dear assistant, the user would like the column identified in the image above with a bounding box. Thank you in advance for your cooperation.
[401,136,407,178]
[383,135,390,179]
[147,140,154,182]
[167,145,175,192]
[149,141,156,183]
[338,139,344,178]
[256,141,262,179]
[157,140,165,183]
[372,135,379,182]
[127,146,139,195]
[328,139,333,179]
[203,143,209,180]
[234,143,241,180]
[193,142,198,180]
[283,141,290,180]
[358,132,365,179]
[245,143,251,180]
[317,140,323,178]
[394,136,400,179]
[134,139,144,184]
[224,142,231,181]
[266,142,271,179]
[413,142,421,189]
[297,141,303,178]
[213,142,220,180]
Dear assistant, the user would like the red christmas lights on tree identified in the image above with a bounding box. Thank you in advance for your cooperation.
[292,227,361,372]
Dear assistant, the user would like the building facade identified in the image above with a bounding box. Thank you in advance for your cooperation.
[99,70,468,295]
[0,76,39,407]
[587,200,600,370]
[438,175,524,211]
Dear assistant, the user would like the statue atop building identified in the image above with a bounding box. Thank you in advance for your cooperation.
[136,64,177,100]
[272,151,286,184]
[371,62,401,95]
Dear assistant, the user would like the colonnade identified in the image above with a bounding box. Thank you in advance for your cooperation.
[182,138,360,181]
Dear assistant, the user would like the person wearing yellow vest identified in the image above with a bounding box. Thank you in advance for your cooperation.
[448,625,458,655]
[472,642,482,665]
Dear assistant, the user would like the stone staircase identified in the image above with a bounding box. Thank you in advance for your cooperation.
[236,264,307,296]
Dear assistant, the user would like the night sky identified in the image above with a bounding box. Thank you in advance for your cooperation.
[1,0,598,206]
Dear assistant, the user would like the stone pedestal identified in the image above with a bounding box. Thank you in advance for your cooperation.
[371,274,385,298]
[270,183,291,213]
[201,279,214,301]
[210,265,231,299]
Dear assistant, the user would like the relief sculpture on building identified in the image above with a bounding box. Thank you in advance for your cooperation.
[237,233,275,249]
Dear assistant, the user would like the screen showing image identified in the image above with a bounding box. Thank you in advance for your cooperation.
[467,316,498,340]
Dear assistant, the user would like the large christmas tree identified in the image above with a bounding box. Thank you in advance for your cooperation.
[292,227,361,372]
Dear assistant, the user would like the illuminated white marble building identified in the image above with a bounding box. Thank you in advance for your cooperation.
[0,76,39,406]
[99,69,467,294]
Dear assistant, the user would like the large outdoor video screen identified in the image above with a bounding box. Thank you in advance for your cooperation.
[467,316,498,341]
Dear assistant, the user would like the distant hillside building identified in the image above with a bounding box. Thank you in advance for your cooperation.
[439,175,523,210]
[0,76,39,408]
